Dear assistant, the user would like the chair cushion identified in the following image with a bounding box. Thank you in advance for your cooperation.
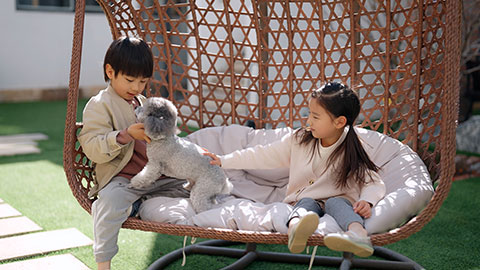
[365,146,434,233]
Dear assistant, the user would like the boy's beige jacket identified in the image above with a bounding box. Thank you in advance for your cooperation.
[78,85,146,198]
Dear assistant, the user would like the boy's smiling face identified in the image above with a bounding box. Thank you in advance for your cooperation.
[105,64,149,100]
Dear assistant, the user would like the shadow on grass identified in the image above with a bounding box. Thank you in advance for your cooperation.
[146,236,289,270]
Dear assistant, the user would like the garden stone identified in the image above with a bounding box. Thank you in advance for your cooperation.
[456,115,480,155]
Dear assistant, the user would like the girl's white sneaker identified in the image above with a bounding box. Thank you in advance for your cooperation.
[324,231,373,257]
[287,212,319,253]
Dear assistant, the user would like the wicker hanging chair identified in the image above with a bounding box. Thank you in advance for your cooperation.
[64,0,461,269]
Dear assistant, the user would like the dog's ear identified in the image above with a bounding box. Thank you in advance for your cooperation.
[135,106,145,122]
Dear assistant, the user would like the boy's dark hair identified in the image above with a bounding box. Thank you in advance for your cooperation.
[103,36,153,81]
[295,82,379,189]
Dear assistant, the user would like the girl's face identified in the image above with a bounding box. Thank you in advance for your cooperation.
[306,98,346,147]
[106,64,149,100]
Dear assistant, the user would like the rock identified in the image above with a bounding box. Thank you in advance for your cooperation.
[456,115,480,155]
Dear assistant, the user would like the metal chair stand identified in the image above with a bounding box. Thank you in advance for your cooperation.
[147,239,425,270]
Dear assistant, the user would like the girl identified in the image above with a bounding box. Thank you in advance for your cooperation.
[205,82,385,257]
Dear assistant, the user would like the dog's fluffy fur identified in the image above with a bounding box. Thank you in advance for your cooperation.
[129,97,232,213]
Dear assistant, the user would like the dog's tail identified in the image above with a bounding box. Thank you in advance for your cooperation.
[220,178,234,194]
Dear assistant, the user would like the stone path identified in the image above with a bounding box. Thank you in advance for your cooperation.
[0,198,92,269]
[0,134,93,268]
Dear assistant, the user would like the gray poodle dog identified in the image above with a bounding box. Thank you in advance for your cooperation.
[129,97,232,213]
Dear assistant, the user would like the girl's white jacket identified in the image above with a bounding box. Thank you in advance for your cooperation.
[220,126,386,206]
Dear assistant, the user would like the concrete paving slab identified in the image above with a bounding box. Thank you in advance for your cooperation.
[0,133,48,144]
[0,133,47,156]
[0,216,42,237]
[0,204,21,218]
[0,228,93,261]
[0,143,40,156]
[0,254,89,270]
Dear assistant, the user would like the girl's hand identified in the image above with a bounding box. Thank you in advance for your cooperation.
[127,123,151,143]
[203,152,222,166]
[353,200,372,218]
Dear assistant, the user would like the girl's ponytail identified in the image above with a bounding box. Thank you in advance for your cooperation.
[331,124,379,189]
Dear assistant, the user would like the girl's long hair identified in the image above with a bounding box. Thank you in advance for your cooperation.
[295,82,379,189]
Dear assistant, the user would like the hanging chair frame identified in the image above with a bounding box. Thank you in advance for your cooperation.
[64,0,461,269]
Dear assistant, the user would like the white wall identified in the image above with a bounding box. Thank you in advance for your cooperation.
[0,1,112,91]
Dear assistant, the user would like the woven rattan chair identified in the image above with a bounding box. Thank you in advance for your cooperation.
[64,0,461,269]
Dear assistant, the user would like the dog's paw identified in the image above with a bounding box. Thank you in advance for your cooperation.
[127,182,140,189]
[128,179,146,189]
[190,197,214,213]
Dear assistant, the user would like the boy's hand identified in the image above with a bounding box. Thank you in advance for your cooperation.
[127,123,151,143]
[203,152,222,166]
[353,200,372,218]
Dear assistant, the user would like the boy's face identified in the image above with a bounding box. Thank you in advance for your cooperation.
[105,64,149,100]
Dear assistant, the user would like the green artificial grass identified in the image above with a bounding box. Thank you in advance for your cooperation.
[1,100,479,269]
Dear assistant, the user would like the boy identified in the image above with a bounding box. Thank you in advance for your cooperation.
[78,36,189,270]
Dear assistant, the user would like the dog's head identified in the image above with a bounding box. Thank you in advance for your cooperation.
[136,97,178,140]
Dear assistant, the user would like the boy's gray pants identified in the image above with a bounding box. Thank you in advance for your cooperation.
[92,176,189,262]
